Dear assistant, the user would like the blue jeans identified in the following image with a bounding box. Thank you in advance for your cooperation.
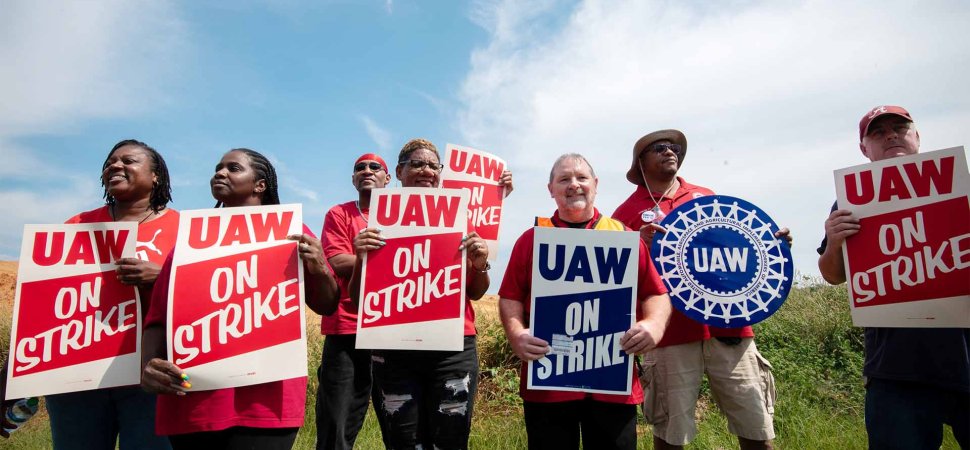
[372,336,479,450]
[46,386,171,450]
[865,377,969,450]
[315,334,375,450]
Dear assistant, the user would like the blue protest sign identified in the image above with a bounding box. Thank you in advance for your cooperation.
[528,227,639,395]
[651,195,793,328]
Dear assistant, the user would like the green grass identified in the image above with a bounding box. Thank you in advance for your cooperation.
[1,279,963,449]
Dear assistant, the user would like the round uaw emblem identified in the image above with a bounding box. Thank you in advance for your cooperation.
[650,195,793,328]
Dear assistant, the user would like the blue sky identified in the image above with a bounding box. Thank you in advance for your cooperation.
[2,0,969,290]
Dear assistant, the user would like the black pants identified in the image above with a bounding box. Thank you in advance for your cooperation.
[523,399,637,450]
[372,336,479,450]
[169,426,298,450]
[866,378,969,450]
[315,334,375,450]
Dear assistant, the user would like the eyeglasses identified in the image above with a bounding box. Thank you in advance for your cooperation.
[354,162,385,173]
[399,159,443,172]
[644,143,682,156]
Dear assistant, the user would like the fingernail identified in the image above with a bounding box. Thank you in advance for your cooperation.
[182,381,192,389]
[181,373,189,381]
[176,391,186,396]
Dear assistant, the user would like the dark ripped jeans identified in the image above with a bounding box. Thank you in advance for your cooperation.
[372,335,479,450]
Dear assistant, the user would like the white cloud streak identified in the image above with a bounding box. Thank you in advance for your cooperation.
[360,115,393,150]
[458,0,970,280]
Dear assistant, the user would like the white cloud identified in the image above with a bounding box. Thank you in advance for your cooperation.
[360,115,393,150]
[0,0,187,259]
[458,0,970,280]
[386,0,394,15]
[0,0,186,136]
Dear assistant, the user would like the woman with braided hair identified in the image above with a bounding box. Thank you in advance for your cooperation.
[141,148,339,450]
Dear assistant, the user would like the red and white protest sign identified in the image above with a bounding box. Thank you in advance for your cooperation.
[357,187,470,351]
[835,146,970,327]
[168,205,307,390]
[6,223,140,399]
[442,143,507,261]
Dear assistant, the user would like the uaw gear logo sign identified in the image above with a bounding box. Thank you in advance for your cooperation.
[651,195,793,328]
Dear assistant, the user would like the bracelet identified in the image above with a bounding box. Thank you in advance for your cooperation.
[473,261,491,273]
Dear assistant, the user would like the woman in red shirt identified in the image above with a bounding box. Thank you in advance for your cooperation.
[140,148,338,450]
[44,139,177,450]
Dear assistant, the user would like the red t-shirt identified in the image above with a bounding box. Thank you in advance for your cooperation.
[66,206,180,320]
[612,177,755,347]
[144,225,318,435]
[497,209,667,404]
[320,201,366,335]
[66,205,179,268]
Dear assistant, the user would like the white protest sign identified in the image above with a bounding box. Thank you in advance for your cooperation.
[168,204,307,390]
[442,144,507,261]
[357,187,470,351]
[7,223,140,399]
[834,146,970,327]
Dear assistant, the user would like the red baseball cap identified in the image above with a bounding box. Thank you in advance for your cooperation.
[859,105,913,141]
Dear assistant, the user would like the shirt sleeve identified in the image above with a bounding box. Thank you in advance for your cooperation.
[817,201,838,255]
[638,238,667,298]
[145,252,174,327]
[497,230,534,302]
[322,206,354,260]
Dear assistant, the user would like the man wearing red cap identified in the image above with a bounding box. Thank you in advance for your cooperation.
[818,106,969,449]
[613,130,783,450]
[315,153,392,450]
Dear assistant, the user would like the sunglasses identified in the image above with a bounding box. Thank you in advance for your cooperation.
[354,162,385,172]
[644,143,683,156]
[399,159,443,172]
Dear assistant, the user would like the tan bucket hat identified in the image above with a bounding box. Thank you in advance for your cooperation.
[625,129,687,186]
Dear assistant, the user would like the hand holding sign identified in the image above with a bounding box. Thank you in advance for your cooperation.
[824,209,861,249]
[458,232,489,271]
[141,358,188,396]
[499,169,514,196]
[115,257,161,285]
[354,228,385,254]
[619,319,663,355]
[509,329,550,361]
[287,233,328,276]
[638,222,666,244]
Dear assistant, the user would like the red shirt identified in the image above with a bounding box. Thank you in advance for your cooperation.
[612,177,754,347]
[320,201,367,335]
[67,206,180,320]
[497,209,667,404]
[144,225,318,435]
[66,206,179,268]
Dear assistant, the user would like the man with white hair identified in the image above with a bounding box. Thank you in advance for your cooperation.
[499,153,672,449]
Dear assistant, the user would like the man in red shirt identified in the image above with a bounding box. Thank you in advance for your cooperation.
[613,130,778,450]
[315,153,391,450]
[499,153,672,450]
